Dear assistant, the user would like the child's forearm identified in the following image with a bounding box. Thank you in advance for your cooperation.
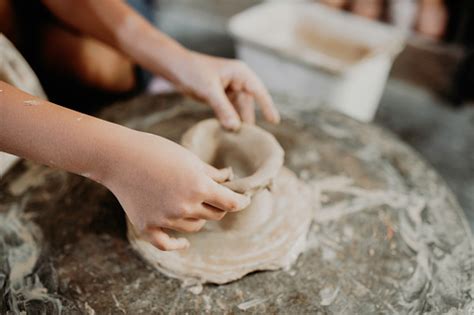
[42,0,189,84]
[0,81,130,183]
[40,0,280,130]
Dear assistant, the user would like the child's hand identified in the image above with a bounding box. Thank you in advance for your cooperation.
[173,52,280,130]
[103,131,250,251]
[38,0,279,128]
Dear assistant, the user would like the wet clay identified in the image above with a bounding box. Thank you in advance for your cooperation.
[127,119,313,284]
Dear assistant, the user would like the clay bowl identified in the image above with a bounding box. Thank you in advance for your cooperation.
[181,119,284,195]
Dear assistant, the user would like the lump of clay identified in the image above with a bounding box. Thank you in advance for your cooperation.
[128,119,312,284]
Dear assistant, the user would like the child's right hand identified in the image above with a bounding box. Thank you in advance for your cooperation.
[101,130,250,251]
[0,81,249,252]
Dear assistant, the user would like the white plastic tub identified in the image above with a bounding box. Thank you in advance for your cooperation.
[229,2,405,122]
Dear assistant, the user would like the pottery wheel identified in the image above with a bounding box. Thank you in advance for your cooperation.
[0,94,471,314]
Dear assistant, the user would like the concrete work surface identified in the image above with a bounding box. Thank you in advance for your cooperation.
[376,79,474,231]
[0,94,471,314]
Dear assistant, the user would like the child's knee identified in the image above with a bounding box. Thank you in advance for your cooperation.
[42,25,136,92]
[77,39,136,92]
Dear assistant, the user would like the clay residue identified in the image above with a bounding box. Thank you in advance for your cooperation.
[8,164,48,196]
[23,99,42,106]
[306,174,473,313]
[0,201,62,314]
[295,20,371,65]
[398,190,473,313]
[309,176,420,223]
[237,297,268,311]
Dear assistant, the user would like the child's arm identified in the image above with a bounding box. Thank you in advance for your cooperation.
[41,0,280,130]
[0,81,250,250]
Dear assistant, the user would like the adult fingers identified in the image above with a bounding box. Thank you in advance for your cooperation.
[207,85,241,130]
[205,181,250,212]
[146,228,189,251]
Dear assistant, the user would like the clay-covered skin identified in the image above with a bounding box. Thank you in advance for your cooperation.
[128,119,313,284]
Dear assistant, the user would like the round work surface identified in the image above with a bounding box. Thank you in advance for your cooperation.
[0,94,472,314]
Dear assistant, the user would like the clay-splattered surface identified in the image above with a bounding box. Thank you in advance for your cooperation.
[0,94,472,314]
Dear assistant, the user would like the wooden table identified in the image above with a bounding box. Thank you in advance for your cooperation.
[0,94,471,314]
